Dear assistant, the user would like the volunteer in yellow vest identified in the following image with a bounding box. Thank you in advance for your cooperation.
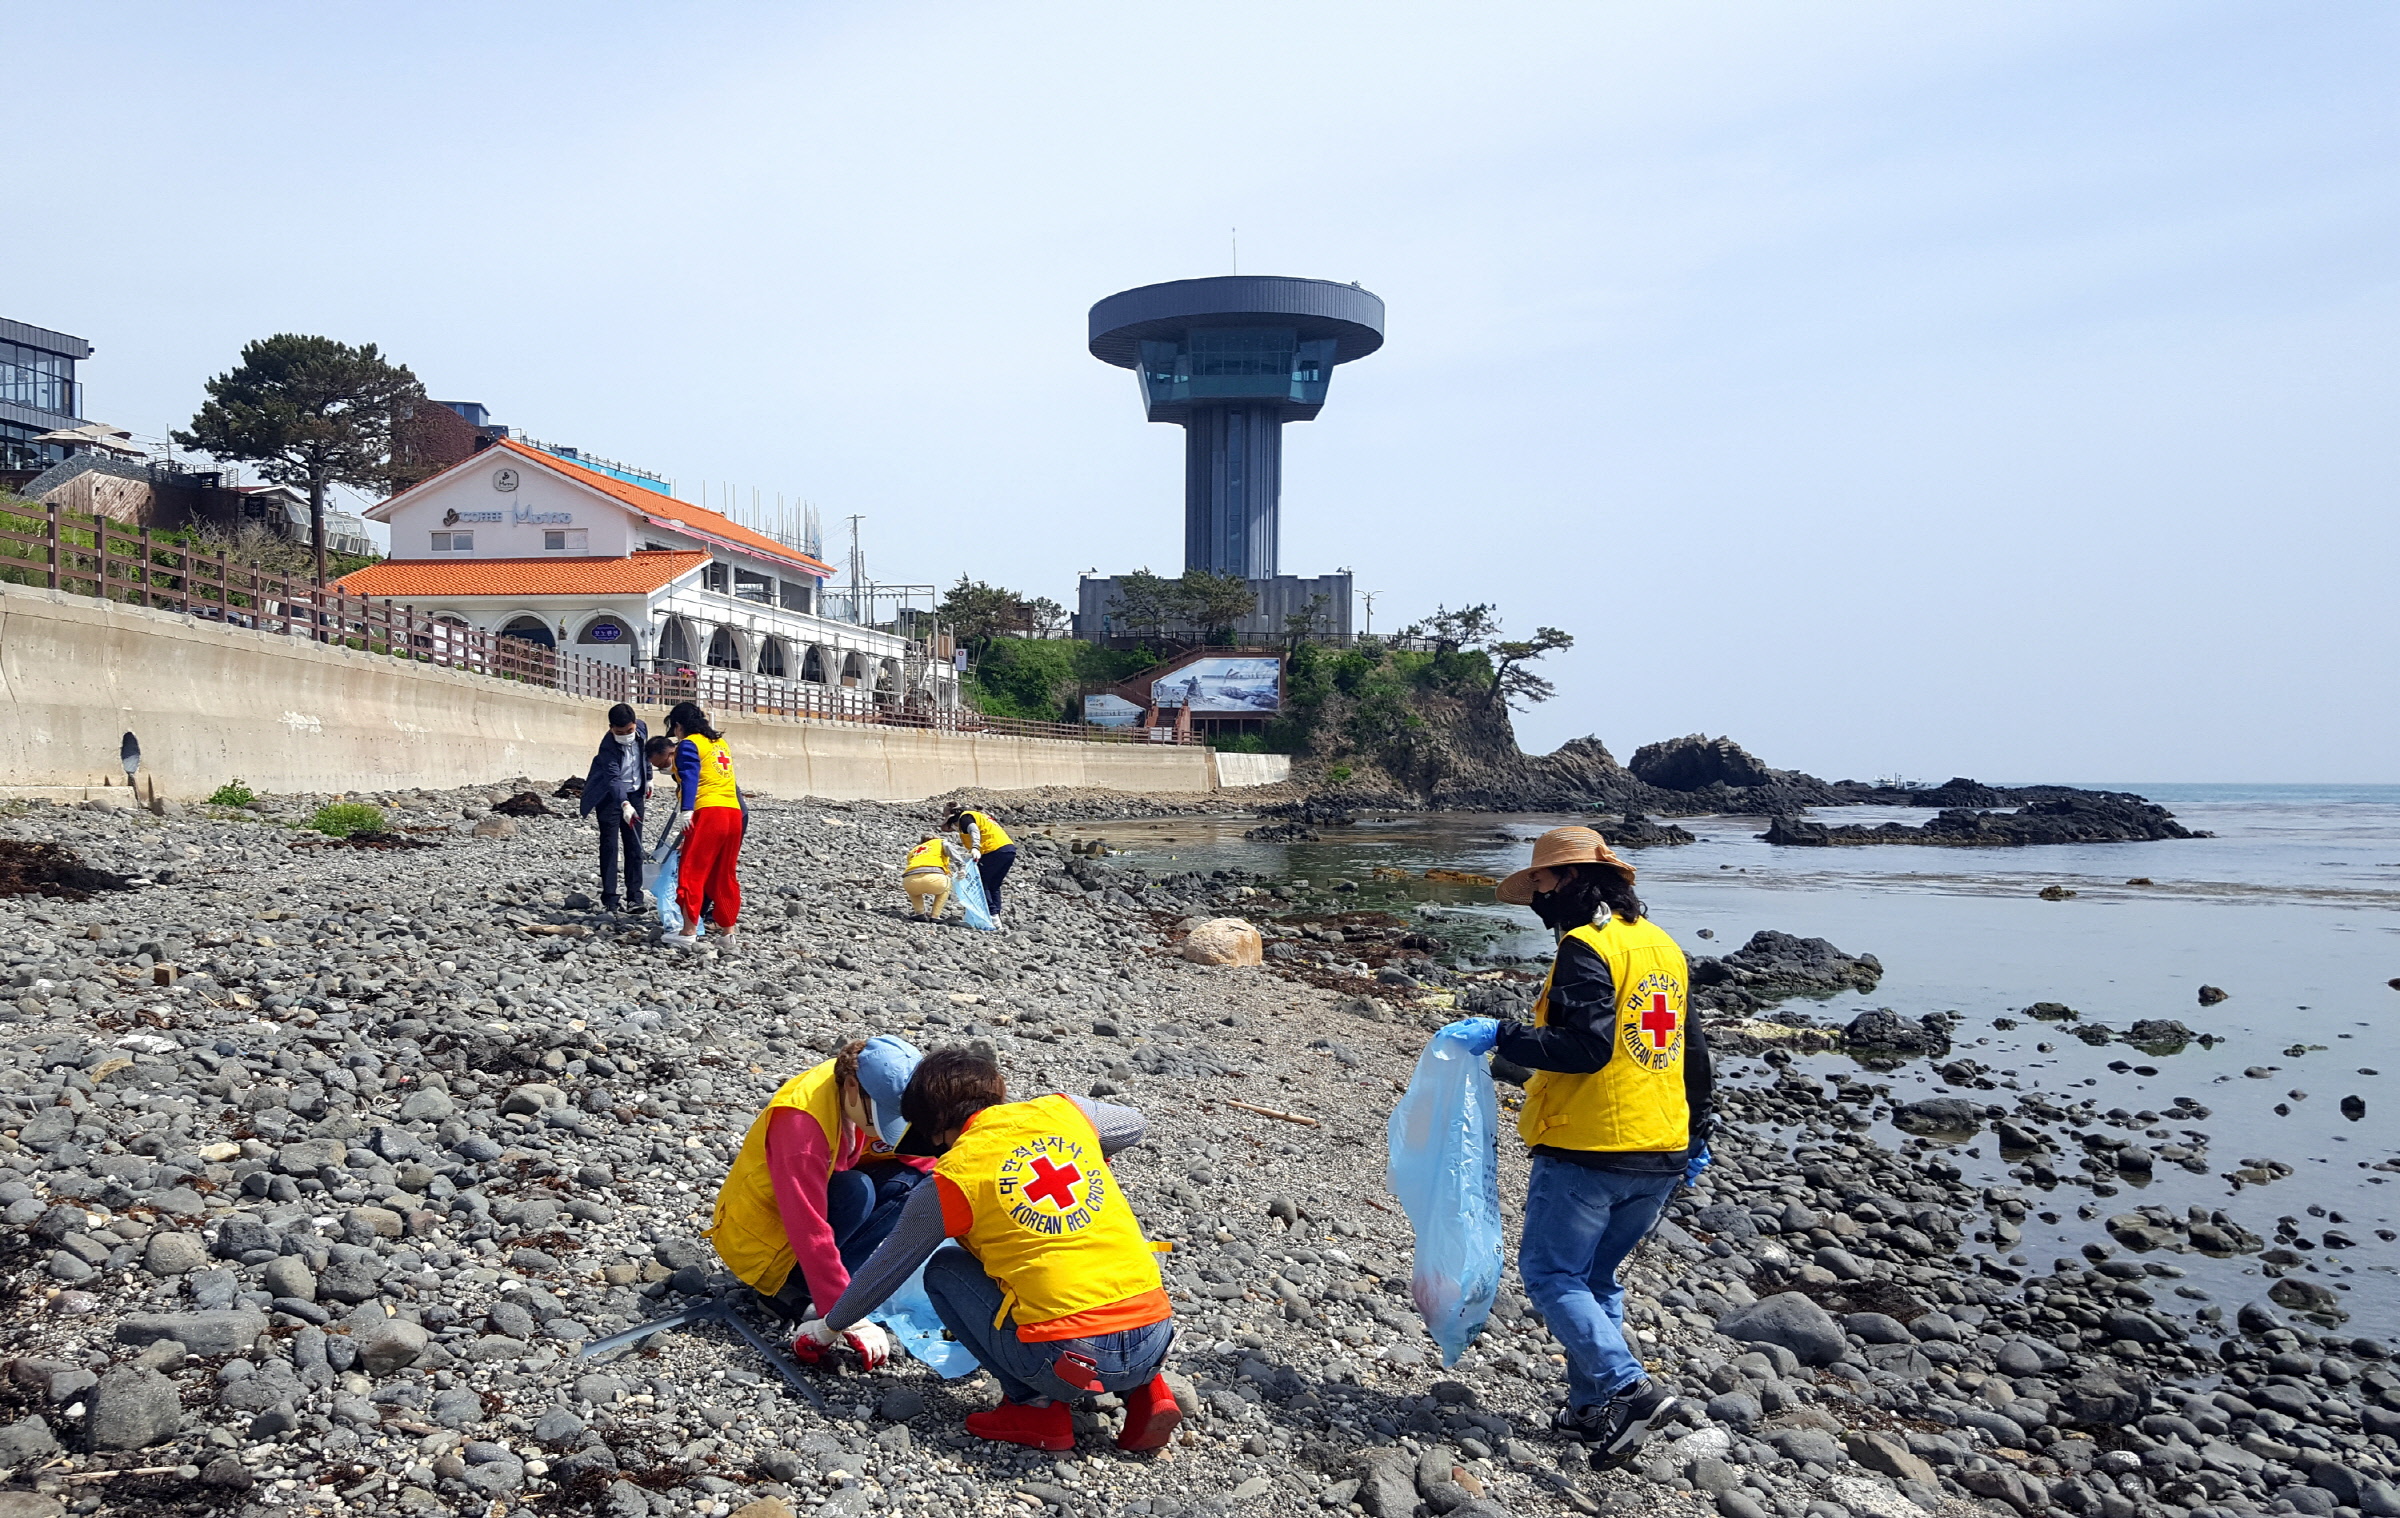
[708,1037,930,1366]
[900,833,959,922]
[650,700,746,949]
[943,802,1020,923]
[806,1046,1183,1454]
[1449,826,1713,1460]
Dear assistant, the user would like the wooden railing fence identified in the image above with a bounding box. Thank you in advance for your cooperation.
[0,501,1184,746]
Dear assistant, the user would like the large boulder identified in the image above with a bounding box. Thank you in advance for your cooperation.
[1181,919,1263,967]
[1846,1430,1935,1486]
[1629,734,1776,791]
[355,1318,428,1375]
[116,1311,265,1357]
[1715,1292,1847,1366]
[1844,1008,1951,1059]
[2056,1368,2151,1427]
[1892,1097,1983,1135]
[89,1366,180,1450]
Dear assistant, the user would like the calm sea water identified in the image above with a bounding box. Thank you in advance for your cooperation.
[1069,784,2400,1339]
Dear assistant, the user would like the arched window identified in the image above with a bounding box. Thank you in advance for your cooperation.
[801,645,827,683]
[756,637,788,678]
[876,659,900,694]
[657,618,693,665]
[839,651,864,687]
[499,615,555,650]
[707,626,743,671]
[577,615,634,647]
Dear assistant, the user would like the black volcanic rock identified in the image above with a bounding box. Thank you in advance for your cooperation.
[1765,794,2201,847]
[1599,812,1695,849]
[1630,733,1777,791]
[1690,931,1883,1014]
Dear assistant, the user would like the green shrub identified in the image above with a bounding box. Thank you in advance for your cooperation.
[1327,763,1354,785]
[305,802,384,838]
[966,637,1166,723]
[1208,732,1265,753]
[206,780,257,808]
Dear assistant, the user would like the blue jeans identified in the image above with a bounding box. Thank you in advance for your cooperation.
[1519,1158,1676,1410]
[921,1246,1174,1405]
[829,1162,923,1273]
[773,1163,925,1317]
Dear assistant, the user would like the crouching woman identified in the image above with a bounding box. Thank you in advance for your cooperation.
[800,1046,1183,1453]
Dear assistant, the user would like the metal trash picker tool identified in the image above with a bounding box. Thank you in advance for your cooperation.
[578,1296,828,1411]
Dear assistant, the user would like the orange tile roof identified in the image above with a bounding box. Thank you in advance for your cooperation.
[491,438,835,578]
[332,551,710,599]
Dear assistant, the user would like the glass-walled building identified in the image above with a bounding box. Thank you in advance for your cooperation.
[1090,277,1384,580]
[0,318,93,471]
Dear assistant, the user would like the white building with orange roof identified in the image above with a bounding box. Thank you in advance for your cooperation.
[338,437,947,707]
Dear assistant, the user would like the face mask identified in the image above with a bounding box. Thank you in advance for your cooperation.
[1529,887,1592,932]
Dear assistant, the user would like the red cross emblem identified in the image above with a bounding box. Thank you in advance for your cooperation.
[1640,992,1680,1050]
[1022,1155,1084,1211]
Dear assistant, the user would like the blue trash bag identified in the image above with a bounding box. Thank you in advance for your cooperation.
[866,1243,979,1378]
[653,849,684,935]
[1385,1021,1504,1367]
[950,852,998,933]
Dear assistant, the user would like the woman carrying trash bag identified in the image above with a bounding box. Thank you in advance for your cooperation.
[943,802,1018,924]
[650,701,744,949]
[1449,826,1713,1459]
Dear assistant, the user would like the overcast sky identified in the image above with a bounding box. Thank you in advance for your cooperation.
[11,3,2394,782]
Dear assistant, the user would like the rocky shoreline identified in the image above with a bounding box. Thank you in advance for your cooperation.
[1762,795,2203,849]
[0,784,2387,1518]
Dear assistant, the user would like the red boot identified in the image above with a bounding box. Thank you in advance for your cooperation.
[1116,1374,1183,1451]
[965,1399,1074,1452]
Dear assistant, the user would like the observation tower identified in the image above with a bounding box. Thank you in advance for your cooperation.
[1088,276,1385,579]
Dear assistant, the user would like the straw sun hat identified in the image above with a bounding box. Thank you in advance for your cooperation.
[1494,825,1637,905]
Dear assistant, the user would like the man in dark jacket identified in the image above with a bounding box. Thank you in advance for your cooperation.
[579,704,650,912]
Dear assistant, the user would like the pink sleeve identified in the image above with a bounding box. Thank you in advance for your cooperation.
[765,1107,849,1311]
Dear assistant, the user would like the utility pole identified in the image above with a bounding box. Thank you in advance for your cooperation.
[844,514,867,625]
[1360,589,1381,639]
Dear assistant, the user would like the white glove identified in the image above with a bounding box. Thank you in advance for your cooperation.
[845,1320,890,1369]
[650,811,693,862]
[620,801,637,827]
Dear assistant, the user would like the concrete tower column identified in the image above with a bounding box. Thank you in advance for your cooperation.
[1183,403,1284,579]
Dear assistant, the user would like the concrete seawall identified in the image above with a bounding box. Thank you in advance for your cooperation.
[0,583,1233,801]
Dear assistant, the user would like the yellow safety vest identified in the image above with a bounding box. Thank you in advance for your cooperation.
[707,1061,843,1294]
[904,839,949,873]
[684,734,741,810]
[958,810,1012,851]
[938,1094,1160,1338]
[1516,916,1692,1154]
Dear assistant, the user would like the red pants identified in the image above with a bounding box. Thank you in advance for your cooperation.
[678,807,744,933]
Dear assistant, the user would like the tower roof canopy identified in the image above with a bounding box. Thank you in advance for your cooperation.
[1089,276,1385,369]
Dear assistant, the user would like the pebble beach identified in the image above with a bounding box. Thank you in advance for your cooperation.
[0,782,2394,1518]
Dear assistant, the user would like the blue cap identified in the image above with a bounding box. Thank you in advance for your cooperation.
[855,1035,922,1147]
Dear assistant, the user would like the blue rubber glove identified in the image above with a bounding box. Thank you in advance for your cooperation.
[1443,1017,1501,1056]
[1681,1143,1713,1187]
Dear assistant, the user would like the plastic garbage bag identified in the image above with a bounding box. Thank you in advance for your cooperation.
[654,849,684,935]
[866,1243,979,1378]
[1385,1020,1504,1367]
[950,853,998,933]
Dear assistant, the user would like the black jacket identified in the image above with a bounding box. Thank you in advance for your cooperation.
[1494,925,1714,1174]
[579,722,650,817]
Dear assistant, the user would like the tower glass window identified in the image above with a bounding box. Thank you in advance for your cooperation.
[0,341,79,416]
[1136,329,1337,411]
